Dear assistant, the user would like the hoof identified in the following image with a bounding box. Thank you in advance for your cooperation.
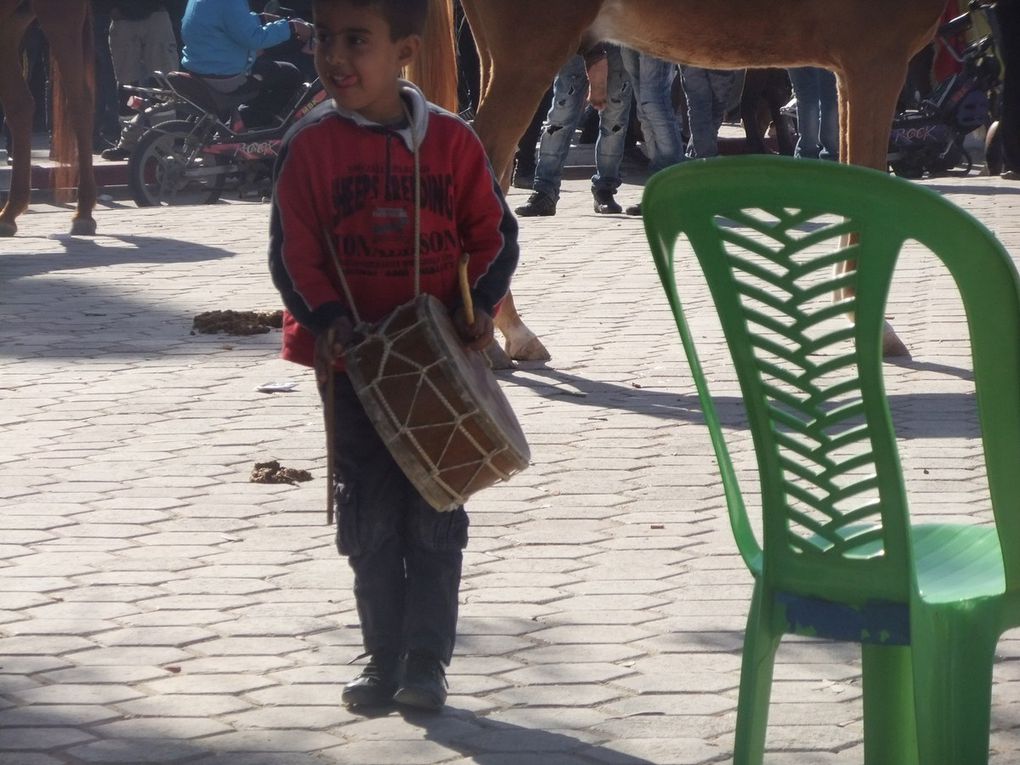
[882,322,910,358]
[506,334,551,362]
[484,343,515,370]
[70,217,97,236]
[0,221,16,237]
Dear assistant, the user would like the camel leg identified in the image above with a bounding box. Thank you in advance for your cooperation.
[838,61,910,357]
[0,12,35,237]
[36,3,97,236]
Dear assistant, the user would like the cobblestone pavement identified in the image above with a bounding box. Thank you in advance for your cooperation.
[2,160,1020,764]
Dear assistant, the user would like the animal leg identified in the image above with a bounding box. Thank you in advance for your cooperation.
[838,62,910,357]
[465,6,581,362]
[476,62,560,361]
[35,2,97,235]
[0,10,35,236]
[494,290,550,362]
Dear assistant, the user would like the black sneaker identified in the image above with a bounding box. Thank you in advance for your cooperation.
[393,652,447,711]
[514,191,557,217]
[625,202,642,216]
[341,652,400,708]
[592,187,622,215]
[100,146,132,161]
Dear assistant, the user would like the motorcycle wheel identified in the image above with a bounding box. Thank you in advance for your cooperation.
[128,120,225,207]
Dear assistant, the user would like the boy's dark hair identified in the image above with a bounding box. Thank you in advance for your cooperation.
[314,0,428,39]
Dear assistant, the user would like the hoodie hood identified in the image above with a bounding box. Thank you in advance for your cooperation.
[327,79,429,152]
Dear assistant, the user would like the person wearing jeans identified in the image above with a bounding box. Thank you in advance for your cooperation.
[788,66,840,160]
[619,48,684,215]
[680,65,740,158]
[515,45,632,217]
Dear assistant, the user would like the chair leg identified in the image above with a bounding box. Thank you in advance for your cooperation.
[861,643,918,765]
[910,604,999,765]
[733,582,783,765]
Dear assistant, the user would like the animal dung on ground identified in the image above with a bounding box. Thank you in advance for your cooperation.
[192,310,283,336]
[250,460,313,485]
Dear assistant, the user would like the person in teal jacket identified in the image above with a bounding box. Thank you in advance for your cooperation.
[180,0,312,126]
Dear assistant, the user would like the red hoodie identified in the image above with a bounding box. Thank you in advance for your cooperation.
[268,81,519,369]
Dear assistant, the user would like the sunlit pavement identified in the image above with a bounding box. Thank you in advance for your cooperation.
[2,145,1020,763]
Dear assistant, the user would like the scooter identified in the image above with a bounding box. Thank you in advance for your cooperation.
[127,74,327,207]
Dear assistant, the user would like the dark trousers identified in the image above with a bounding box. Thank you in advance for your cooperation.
[997,0,1020,172]
[321,373,468,665]
[247,58,303,126]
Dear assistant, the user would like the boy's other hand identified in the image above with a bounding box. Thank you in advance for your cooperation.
[314,316,355,383]
[453,307,494,352]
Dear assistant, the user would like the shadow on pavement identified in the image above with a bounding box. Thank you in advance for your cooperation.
[925,181,1020,196]
[507,367,980,438]
[0,234,234,281]
[0,234,274,360]
[405,705,658,765]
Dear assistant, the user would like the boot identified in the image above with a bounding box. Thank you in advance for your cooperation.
[393,651,448,711]
[625,202,642,216]
[514,191,557,217]
[100,115,147,161]
[340,652,401,707]
[592,187,622,214]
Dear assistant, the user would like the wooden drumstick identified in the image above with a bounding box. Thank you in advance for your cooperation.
[458,253,475,326]
[323,326,336,526]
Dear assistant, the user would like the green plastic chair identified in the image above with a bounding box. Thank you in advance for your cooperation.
[642,155,1020,765]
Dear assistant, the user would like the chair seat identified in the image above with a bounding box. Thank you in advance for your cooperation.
[912,523,1004,604]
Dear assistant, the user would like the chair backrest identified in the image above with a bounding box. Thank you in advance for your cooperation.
[642,156,1020,604]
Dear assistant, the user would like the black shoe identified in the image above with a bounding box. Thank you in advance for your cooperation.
[592,187,622,215]
[625,203,642,216]
[341,652,400,708]
[100,146,132,161]
[393,652,447,711]
[514,191,556,217]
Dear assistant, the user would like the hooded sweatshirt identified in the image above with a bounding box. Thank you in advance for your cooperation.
[268,81,519,369]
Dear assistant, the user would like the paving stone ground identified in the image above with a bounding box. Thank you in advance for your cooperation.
[3,145,1020,764]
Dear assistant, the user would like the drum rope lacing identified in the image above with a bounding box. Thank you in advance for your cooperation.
[319,98,424,524]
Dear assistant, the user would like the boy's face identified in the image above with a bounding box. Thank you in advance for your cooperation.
[313,1,421,124]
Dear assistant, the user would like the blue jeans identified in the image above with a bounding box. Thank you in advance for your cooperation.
[681,66,739,158]
[619,48,684,171]
[533,50,632,199]
[788,67,839,160]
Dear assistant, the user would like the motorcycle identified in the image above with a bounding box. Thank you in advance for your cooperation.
[127,73,327,206]
[887,0,1002,178]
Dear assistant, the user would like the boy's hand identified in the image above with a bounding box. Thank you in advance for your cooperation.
[453,306,493,352]
[314,316,355,384]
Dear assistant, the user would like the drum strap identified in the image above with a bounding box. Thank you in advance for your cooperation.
[319,99,424,524]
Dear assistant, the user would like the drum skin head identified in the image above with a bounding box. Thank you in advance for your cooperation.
[346,295,530,511]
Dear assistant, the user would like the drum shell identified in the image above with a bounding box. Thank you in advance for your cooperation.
[345,295,530,512]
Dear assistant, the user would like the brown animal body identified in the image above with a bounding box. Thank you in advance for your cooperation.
[416,0,944,359]
[0,0,96,237]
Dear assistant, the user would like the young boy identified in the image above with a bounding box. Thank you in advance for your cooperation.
[268,0,519,710]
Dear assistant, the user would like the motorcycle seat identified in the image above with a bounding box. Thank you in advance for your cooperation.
[164,72,260,120]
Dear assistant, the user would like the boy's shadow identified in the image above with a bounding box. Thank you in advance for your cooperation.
[392,705,658,764]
